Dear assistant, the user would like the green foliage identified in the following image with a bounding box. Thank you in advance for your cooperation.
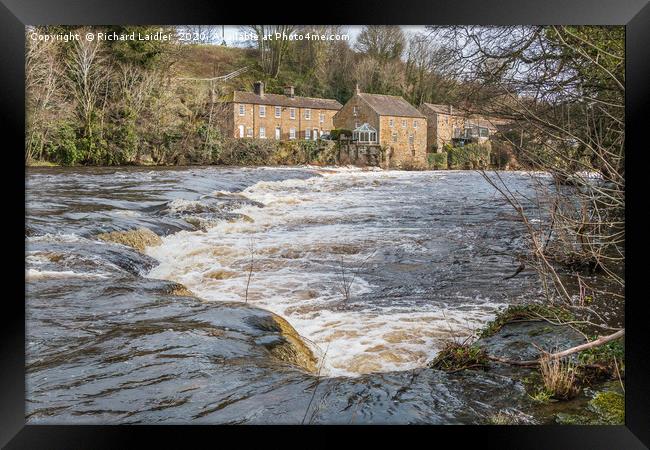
[46,122,81,165]
[329,129,352,140]
[428,152,448,169]
[429,342,489,371]
[480,304,575,338]
[446,142,491,169]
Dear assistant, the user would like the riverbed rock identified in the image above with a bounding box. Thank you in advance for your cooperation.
[247,314,318,373]
[477,320,586,363]
[97,227,162,252]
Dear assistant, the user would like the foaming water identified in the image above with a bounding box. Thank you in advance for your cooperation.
[147,169,540,376]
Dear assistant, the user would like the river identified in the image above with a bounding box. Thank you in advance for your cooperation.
[25,166,576,424]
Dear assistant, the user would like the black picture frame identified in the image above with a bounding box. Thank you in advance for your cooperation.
[2,0,649,447]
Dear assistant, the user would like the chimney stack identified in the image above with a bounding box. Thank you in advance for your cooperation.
[355,82,361,95]
[448,105,453,114]
[284,85,295,98]
[253,81,265,97]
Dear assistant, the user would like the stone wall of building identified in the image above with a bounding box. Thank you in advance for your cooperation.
[230,103,337,141]
[378,115,427,167]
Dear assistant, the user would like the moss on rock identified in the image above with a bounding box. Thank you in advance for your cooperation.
[429,342,489,372]
[589,390,624,424]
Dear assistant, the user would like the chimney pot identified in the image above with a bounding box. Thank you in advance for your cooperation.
[253,81,264,97]
[284,85,295,98]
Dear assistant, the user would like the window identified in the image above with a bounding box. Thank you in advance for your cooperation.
[402,119,407,128]
[319,113,324,124]
[313,128,319,140]
[289,128,296,140]
[275,106,281,118]
[275,127,281,140]
[247,127,253,137]
[354,121,360,129]
[305,128,311,140]
[353,106,358,115]
[479,127,489,138]
[408,133,414,145]
[239,104,245,116]
[259,105,266,117]
[238,124,244,138]
[259,127,266,139]
[389,118,394,127]
[290,108,296,119]
[413,120,418,129]
[304,109,311,120]
[392,131,397,143]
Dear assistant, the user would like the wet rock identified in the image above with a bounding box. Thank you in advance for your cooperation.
[97,228,162,252]
[247,314,318,373]
[477,321,586,363]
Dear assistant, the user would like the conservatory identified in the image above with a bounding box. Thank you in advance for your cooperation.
[352,123,378,144]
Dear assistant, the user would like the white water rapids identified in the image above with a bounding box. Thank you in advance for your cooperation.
[145,168,539,377]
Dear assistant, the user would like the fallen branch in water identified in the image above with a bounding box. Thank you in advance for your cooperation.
[488,329,624,367]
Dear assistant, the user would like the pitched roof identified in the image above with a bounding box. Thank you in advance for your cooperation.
[420,103,455,115]
[231,91,342,110]
[358,93,425,118]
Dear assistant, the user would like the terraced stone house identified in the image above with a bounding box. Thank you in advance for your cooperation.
[419,103,509,152]
[222,81,342,141]
[333,86,427,167]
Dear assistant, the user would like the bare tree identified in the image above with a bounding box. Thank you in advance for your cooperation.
[245,25,296,78]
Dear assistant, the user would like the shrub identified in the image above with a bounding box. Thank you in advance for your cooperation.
[428,152,448,169]
[329,129,352,140]
[446,142,491,169]
[45,122,82,165]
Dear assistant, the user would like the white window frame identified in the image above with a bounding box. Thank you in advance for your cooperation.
[275,127,281,140]
[305,128,311,140]
[402,119,407,128]
[238,124,244,138]
[313,128,319,140]
[304,109,311,120]
[389,118,394,127]
[408,133,414,145]
[290,108,296,120]
[259,127,266,139]
[319,113,324,124]
[275,106,281,118]
[413,120,418,129]
[391,131,397,143]
[289,128,296,140]
[353,106,358,115]
[247,127,253,138]
[239,104,245,116]
[259,105,266,117]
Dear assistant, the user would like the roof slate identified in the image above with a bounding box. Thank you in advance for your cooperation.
[232,91,342,110]
[359,93,425,118]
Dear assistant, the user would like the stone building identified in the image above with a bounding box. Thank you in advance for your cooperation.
[419,103,508,152]
[222,82,342,141]
[333,86,427,168]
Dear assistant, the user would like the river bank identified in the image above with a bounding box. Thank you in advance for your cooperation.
[25,166,623,424]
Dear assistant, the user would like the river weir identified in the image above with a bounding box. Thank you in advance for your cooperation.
[26,166,593,424]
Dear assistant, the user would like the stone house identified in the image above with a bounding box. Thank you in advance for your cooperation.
[333,86,427,167]
[222,82,342,141]
[419,103,509,152]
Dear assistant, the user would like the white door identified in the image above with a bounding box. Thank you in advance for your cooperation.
[238,125,244,138]
[275,127,281,140]
[313,128,319,140]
